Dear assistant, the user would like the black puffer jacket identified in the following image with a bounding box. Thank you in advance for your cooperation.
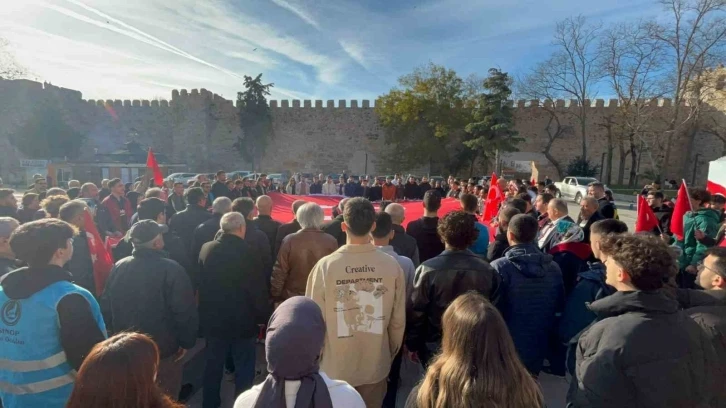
[406,249,500,356]
[678,289,726,408]
[101,248,198,358]
[574,290,717,408]
[491,244,564,375]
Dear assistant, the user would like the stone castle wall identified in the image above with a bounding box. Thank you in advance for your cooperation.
[0,78,724,185]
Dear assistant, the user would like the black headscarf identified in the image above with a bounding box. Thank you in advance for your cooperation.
[253,296,333,408]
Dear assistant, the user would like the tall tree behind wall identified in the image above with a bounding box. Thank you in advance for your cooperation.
[235,74,274,172]
[375,63,476,174]
[11,102,85,159]
[464,69,522,177]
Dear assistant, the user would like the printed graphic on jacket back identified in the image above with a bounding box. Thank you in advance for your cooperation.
[334,277,387,338]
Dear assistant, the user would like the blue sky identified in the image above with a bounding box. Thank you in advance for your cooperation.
[1,0,663,102]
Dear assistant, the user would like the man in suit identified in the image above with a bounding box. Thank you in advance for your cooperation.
[577,196,604,244]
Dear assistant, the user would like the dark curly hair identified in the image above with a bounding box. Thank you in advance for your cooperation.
[598,233,677,290]
[689,187,711,206]
[437,211,479,250]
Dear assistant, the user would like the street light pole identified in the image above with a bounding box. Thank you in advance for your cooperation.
[692,153,701,186]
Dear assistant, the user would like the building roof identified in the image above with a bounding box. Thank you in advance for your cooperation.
[94,141,175,164]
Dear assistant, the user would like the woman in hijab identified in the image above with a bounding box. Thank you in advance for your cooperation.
[234,296,365,408]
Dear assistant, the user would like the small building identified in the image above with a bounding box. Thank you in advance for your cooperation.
[51,141,186,186]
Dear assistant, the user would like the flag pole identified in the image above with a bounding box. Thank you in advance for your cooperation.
[681,179,694,212]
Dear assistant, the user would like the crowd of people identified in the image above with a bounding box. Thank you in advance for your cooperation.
[0,169,725,408]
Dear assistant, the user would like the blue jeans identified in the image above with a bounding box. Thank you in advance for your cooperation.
[202,337,256,408]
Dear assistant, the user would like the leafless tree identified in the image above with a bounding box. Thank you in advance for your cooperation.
[647,0,726,177]
[517,70,573,179]
[0,37,26,80]
[599,22,669,185]
[693,68,726,156]
[546,16,603,161]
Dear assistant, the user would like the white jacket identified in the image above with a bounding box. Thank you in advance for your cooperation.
[233,371,365,408]
[322,182,338,195]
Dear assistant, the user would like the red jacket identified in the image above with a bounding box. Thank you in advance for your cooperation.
[382,183,397,201]
[101,194,133,233]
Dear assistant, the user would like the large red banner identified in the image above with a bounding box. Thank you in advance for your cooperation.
[268,192,462,227]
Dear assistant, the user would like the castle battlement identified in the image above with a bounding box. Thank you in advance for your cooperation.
[84,99,171,108]
[261,98,678,109]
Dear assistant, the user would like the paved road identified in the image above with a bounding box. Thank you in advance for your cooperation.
[566,199,637,230]
[185,341,569,408]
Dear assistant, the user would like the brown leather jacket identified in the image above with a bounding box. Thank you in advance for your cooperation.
[270,228,338,301]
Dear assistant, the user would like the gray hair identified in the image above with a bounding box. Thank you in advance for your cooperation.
[59,200,88,223]
[220,211,245,233]
[581,196,598,208]
[80,183,97,196]
[549,198,569,215]
[385,203,405,225]
[68,180,81,188]
[297,202,324,229]
[212,197,232,214]
[145,187,162,198]
[0,217,20,239]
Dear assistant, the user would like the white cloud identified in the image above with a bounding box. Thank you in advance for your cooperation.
[339,40,368,69]
[269,0,320,30]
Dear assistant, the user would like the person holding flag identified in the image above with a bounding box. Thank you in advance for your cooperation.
[671,183,721,288]
[146,148,165,187]
[635,194,661,235]
[482,174,504,243]
[59,200,114,297]
[482,173,504,223]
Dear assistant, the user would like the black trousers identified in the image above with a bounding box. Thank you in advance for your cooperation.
[382,348,404,408]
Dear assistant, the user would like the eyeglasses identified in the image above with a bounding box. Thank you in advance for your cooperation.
[698,262,726,278]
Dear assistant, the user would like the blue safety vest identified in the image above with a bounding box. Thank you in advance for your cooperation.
[0,281,106,408]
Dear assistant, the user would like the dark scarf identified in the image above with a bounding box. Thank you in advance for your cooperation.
[253,297,333,408]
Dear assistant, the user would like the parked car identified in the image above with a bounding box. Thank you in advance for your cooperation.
[554,177,603,202]
[227,170,252,180]
[166,173,196,184]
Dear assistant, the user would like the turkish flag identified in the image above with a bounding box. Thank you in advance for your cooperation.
[267,193,462,227]
[83,209,114,296]
[146,148,164,187]
[671,181,692,241]
[635,194,660,232]
[482,173,503,223]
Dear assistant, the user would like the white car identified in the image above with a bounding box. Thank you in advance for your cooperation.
[553,177,602,203]
[166,173,196,184]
